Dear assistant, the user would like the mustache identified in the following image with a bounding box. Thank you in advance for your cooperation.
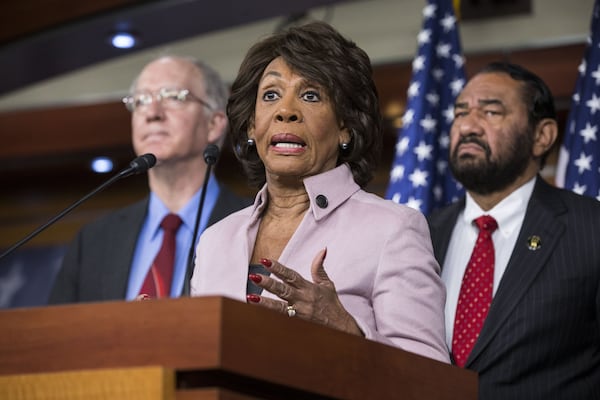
[455,135,490,154]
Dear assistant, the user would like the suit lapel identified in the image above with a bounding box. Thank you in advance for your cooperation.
[428,199,464,267]
[206,184,252,226]
[100,199,148,299]
[467,178,567,366]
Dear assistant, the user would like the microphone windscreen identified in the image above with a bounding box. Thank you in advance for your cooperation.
[129,153,157,174]
[203,145,220,165]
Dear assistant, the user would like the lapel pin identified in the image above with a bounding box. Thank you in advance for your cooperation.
[527,235,542,251]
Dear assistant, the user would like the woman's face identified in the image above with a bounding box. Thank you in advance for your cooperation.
[249,57,350,185]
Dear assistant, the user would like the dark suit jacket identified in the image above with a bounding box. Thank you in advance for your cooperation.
[428,177,600,400]
[48,184,252,304]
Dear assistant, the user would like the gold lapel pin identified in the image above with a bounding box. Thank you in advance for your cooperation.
[527,235,542,251]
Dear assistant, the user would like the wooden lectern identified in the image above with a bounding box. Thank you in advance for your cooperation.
[0,297,477,399]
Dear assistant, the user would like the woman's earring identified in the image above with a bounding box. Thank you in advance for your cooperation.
[340,142,350,151]
[247,138,255,147]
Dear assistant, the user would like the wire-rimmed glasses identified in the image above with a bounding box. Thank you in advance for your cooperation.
[122,88,213,112]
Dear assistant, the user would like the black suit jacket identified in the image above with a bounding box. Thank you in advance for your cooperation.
[428,177,600,400]
[48,184,252,304]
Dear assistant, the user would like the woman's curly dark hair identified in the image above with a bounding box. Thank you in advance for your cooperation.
[227,21,383,188]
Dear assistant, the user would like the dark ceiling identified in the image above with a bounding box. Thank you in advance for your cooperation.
[0,0,348,95]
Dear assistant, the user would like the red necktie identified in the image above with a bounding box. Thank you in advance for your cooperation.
[452,215,498,367]
[138,213,182,298]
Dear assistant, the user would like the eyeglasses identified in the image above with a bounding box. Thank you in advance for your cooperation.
[122,88,214,112]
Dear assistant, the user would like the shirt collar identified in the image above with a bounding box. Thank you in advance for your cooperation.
[463,176,537,236]
[147,173,220,237]
[249,164,360,222]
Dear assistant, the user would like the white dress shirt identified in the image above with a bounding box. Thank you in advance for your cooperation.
[441,176,537,349]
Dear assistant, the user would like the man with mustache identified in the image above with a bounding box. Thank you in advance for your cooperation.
[427,62,600,399]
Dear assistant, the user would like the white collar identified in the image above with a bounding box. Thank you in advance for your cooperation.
[463,176,537,236]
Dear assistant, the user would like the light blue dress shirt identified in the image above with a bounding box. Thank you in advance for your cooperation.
[125,174,220,299]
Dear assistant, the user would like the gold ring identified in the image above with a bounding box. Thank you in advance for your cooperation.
[286,305,296,317]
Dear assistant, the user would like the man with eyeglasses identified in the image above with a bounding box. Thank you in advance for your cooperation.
[48,55,252,304]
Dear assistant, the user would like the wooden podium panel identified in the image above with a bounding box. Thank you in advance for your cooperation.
[0,366,175,400]
[0,297,477,399]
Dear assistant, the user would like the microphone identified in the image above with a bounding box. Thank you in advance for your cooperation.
[183,144,220,295]
[123,153,157,178]
[203,144,219,165]
[0,153,157,261]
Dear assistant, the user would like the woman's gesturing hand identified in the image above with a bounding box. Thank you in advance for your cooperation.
[246,248,363,336]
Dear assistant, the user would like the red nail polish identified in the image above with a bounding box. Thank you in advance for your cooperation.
[260,258,272,268]
[246,294,260,303]
[249,273,262,283]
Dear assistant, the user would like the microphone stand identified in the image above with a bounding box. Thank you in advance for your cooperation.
[0,154,156,261]
[182,145,219,295]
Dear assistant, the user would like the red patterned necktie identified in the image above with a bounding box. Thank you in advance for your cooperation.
[452,215,498,367]
[138,213,182,298]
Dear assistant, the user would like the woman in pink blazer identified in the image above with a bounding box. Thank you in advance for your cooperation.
[191,21,449,363]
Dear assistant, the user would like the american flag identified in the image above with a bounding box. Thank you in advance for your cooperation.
[555,0,600,201]
[385,0,466,215]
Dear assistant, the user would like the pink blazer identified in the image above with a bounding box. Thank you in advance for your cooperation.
[191,164,449,363]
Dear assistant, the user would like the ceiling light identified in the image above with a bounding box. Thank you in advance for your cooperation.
[110,32,137,49]
[91,157,114,173]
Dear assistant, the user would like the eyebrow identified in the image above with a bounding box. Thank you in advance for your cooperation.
[455,98,504,109]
